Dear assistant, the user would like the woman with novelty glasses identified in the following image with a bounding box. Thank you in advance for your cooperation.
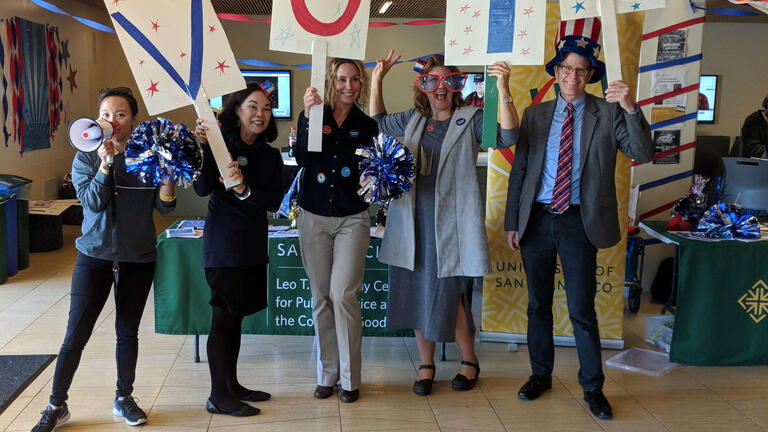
[296,58,378,403]
[369,52,519,396]
[32,87,176,432]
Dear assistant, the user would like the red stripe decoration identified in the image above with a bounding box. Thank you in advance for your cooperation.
[637,83,699,107]
[216,13,256,21]
[642,17,706,41]
[632,141,696,166]
[403,20,444,25]
[369,22,398,27]
[639,200,677,220]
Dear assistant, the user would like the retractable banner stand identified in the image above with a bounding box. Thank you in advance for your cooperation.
[269,0,371,152]
[104,0,245,189]
[481,2,644,348]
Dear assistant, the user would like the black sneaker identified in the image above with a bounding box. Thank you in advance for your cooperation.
[112,395,147,426]
[31,403,70,432]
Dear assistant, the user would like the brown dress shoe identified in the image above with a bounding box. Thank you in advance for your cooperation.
[314,385,334,399]
[340,389,359,403]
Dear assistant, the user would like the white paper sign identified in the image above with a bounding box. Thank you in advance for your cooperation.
[559,0,666,20]
[105,0,245,115]
[269,0,371,60]
[445,0,548,66]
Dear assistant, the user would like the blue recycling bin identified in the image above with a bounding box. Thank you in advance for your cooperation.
[0,175,32,277]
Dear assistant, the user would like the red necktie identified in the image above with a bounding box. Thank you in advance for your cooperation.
[551,103,574,213]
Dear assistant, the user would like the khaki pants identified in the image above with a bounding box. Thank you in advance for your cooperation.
[298,209,370,391]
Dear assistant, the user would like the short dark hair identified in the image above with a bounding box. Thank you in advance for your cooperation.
[218,82,278,143]
[97,87,139,116]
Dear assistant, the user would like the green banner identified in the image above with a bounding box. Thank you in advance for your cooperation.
[481,67,498,149]
[154,221,410,337]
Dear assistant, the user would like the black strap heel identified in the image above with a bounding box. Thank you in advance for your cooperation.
[413,364,436,396]
[451,360,480,391]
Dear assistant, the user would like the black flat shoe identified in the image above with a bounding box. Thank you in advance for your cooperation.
[451,360,480,391]
[340,389,359,403]
[413,364,436,396]
[314,385,334,399]
[584,389,613,419]
[237,390,271,403]
[205,399,260,417]
[518,375,552,401]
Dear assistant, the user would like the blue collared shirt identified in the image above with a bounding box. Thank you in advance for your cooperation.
[536,94,586,205]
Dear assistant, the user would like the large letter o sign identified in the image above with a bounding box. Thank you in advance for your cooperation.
[290,0,362,37]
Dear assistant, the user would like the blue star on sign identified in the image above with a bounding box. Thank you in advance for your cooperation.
[632,2,641,10]
[274,26,294,47]
[573,1,586,13]
[349,24,361,48]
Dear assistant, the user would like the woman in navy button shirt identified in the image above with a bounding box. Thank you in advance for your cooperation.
[193,82,284,416]
[296,58,378,403]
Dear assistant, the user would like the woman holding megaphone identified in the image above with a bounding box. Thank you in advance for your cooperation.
[32,87,177,432]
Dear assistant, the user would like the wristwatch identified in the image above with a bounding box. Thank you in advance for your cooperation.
[499,96,514,105]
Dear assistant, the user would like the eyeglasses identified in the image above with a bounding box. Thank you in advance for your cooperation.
[416,73,467,93]
[556,64,591,77]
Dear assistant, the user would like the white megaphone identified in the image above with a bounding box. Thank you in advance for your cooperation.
[67,117,118,165]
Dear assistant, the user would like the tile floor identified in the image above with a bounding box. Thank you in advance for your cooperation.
[1,219,767,431]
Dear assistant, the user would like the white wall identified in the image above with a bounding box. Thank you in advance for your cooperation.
[696,22,768,138]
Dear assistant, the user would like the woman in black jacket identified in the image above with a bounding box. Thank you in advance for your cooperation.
[193,82,283,416]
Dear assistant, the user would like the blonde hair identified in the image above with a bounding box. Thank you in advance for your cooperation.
[413,54,465,118]
[324,58,369,110]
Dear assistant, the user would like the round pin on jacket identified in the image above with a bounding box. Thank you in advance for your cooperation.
[341,166,351,177]
[237,155,248,166]
[349,129,360,138]
[456,118,466,126]
[317,172,326,183]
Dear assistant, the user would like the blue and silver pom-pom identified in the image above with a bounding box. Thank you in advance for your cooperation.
[125,118,203,188]
[696,202,760,240]
[356,134,415,203]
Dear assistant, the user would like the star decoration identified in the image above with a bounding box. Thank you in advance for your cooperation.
[274,26,294,47]
[573,1,586,13]
[146,80,159,98]
[472,10,481,18]
[460,3,471,13]
[60,39,70,63]
[463,26,473,35]
[518,29,528,37]
[593,46,600,57]
[208,25,216,32]
[214,60,231,74]
[632,1,641,9]
[349,23,361,48]
[576,38,589,48]
[523,7,534,16]
[558,40,566,49]
[462,46,474,56]
[449,39,458,47]
[180,51,187,59]
[66,66,77,92]
[113,0,122,4]
[139,59,145,66]
[521,48,530,56]
[151,20,160,32]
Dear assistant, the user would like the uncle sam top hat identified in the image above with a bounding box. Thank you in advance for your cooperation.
[545,17,605,84]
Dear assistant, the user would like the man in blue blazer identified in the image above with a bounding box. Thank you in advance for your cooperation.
[504,18,653,420]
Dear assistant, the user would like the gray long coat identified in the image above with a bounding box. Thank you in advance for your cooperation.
[379,106,491,278]
[504,93,653,249]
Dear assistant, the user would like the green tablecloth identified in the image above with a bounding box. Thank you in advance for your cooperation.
[643,221,768,365]
[154,220,411,337]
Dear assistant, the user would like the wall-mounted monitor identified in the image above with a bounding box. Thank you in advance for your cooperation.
[210,70,292,119]
[697,74,718,124]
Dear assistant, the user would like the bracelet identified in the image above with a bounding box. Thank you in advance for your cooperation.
[235,185,251,200]
[499,96,514,105]
[159,191,176,202]
[99,166,111,175]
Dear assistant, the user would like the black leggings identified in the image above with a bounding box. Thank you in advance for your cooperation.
[50,253,154,406]
[207,305,249,410]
